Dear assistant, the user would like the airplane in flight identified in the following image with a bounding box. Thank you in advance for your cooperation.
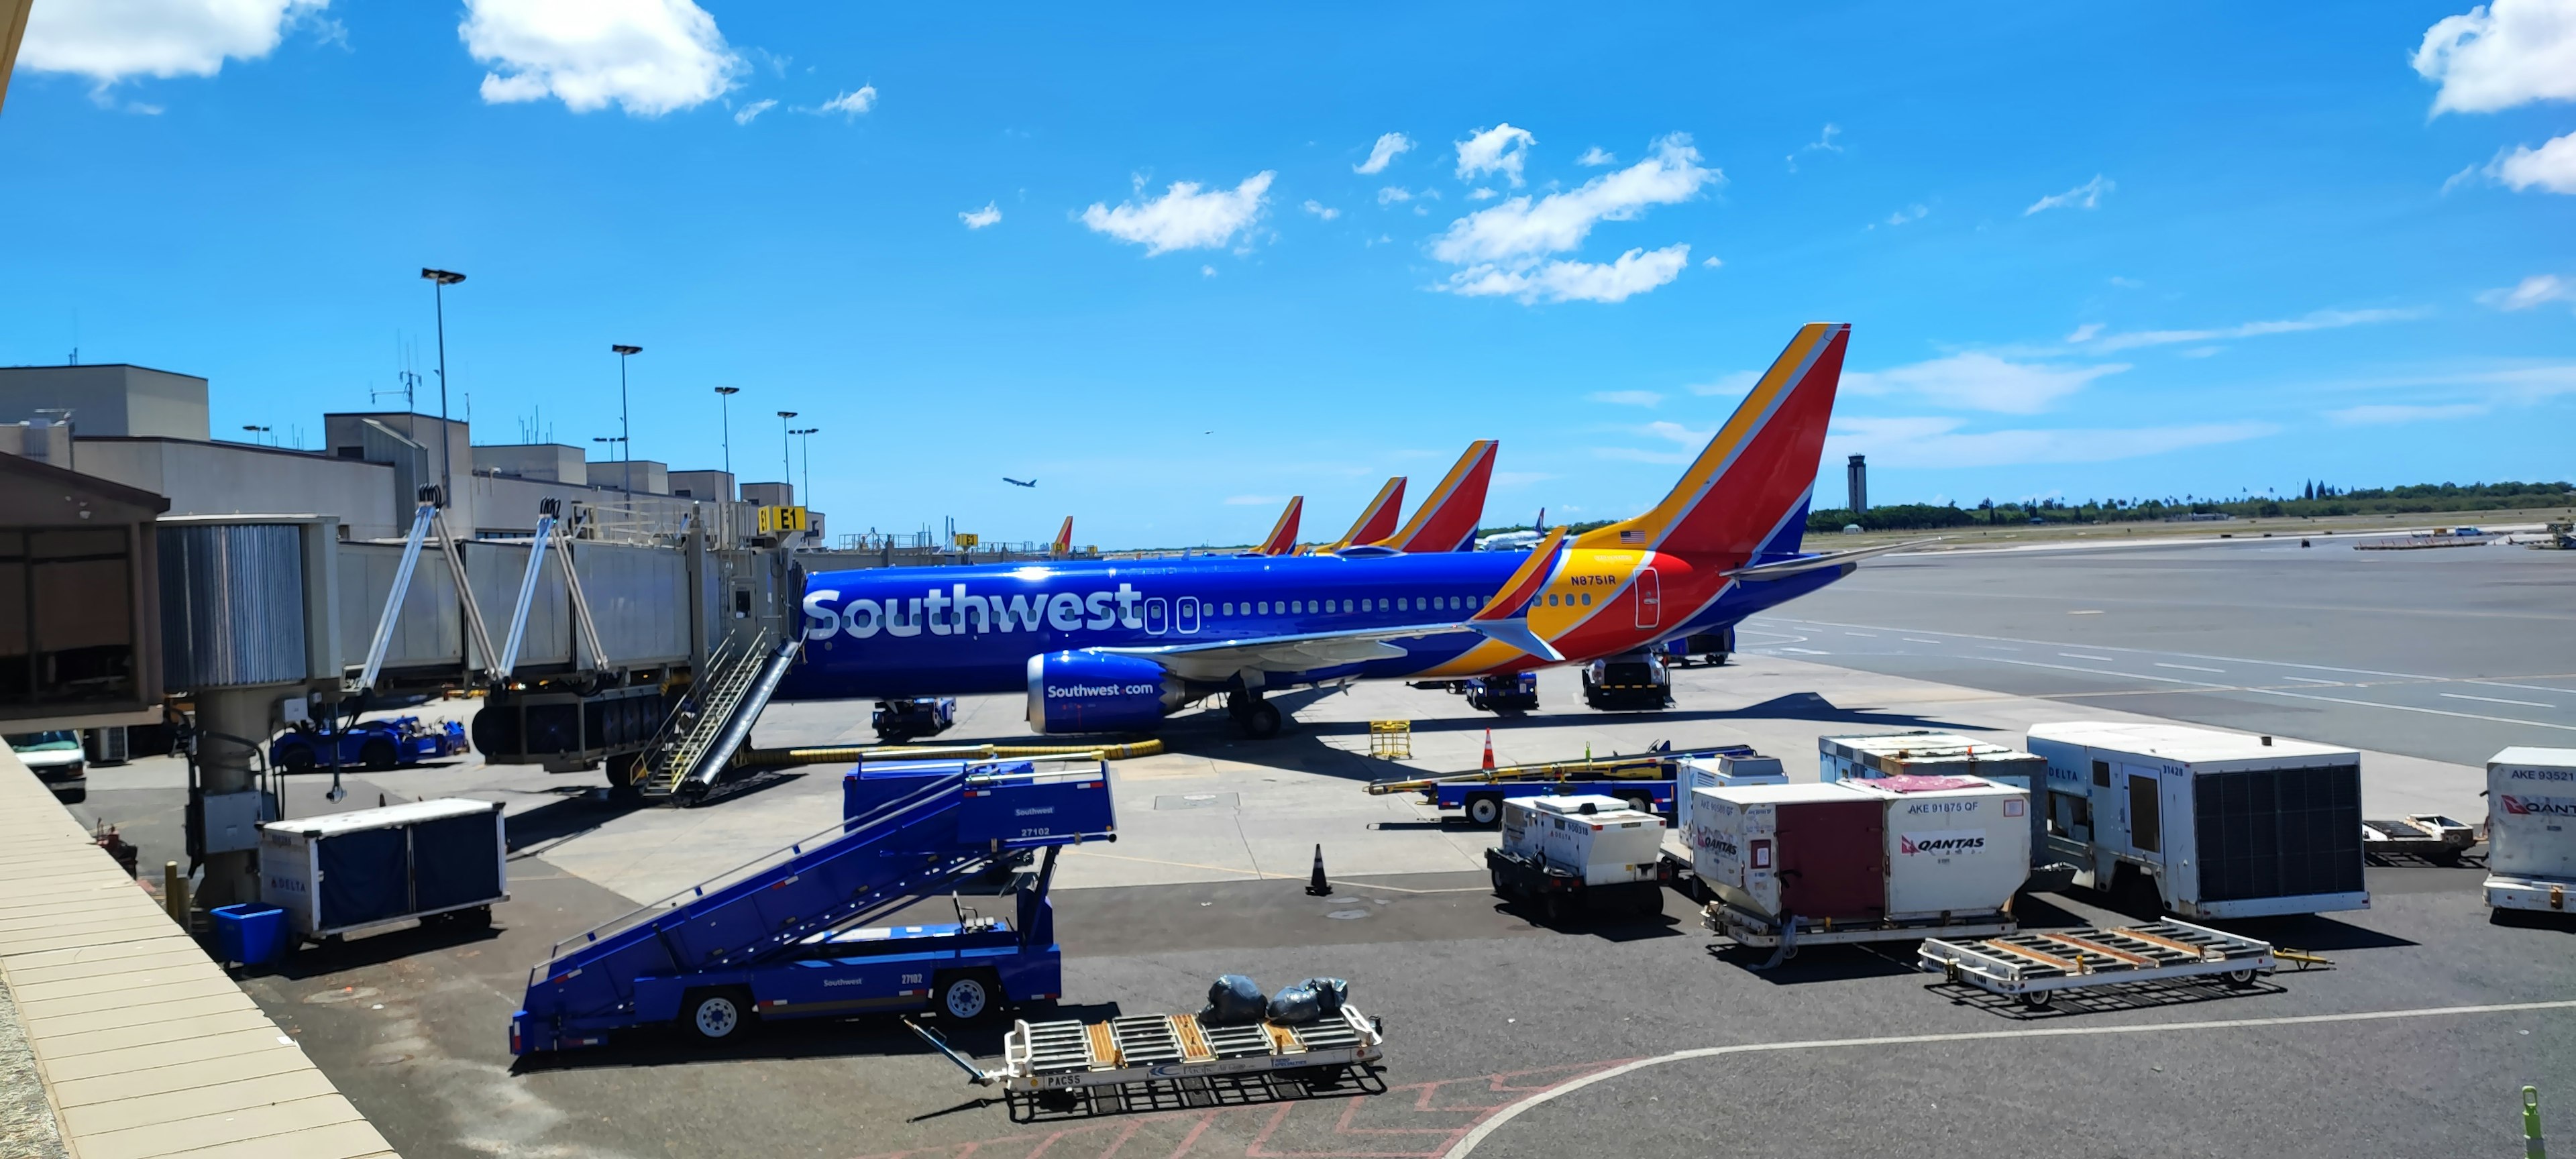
[1477,509,1547,552]
[784,323,1909,738]
[1004,477,1037,488]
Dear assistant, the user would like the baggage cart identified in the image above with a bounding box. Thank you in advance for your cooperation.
[1919,919,2276,1009]
[910,1006,1387,1122]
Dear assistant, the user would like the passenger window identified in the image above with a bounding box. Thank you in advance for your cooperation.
[1343,599,1354,612]
[1547,594,1559,606]
[1222,602,1233,615]
[1581,594,1592,606]
[1258,601,1269,614]
[1397,597,1409,611]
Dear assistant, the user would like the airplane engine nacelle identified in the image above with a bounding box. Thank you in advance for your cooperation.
[1026,651,1187,734]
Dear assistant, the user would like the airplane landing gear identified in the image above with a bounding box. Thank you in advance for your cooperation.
[1228,691,1283,738]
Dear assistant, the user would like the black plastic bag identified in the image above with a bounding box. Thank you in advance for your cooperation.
[1299,977,1349,1015]
[1199,974,1266,1026]
[1265,983,1322,1024]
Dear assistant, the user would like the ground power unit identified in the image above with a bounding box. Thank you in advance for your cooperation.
[2026,722,2367,918]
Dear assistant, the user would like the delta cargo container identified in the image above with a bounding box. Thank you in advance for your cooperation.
[2485,747,2576,914]
[260,798,508,941]
[1688,775,2029,947]
[2026,722,2366,919]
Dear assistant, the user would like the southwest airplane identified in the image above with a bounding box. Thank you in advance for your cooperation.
[1255,439,1499,555]
[783,324,1904,738]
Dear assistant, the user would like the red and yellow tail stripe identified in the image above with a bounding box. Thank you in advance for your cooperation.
[1324,477,1407,552]
[1371,440,1497,553]
[1052,516,1075,557]
[1574,323,1848,561]
[1256,496,1303,555]
[1469,527,1568,622]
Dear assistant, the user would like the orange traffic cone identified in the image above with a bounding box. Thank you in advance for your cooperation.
[1482,730,1497,771]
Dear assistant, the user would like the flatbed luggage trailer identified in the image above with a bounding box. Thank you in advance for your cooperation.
[1919,919,2275,1009]
[912,1007,1387,1122]
[1707,904,2019,949]
[511,761,1114,1054]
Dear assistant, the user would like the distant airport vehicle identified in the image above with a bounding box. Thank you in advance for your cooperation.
[1581,651,1672,710]
[2483,747,2576,915]
[1486,794,1668,919]
[269,716,469,771]
[786,324,1907,738]
[1004,478,1037,488]
[7,730,87,802]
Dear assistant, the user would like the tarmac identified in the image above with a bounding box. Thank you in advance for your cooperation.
[38,536,2576,1158]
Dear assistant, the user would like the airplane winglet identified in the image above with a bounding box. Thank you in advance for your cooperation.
[1466,618,1564,662]
[1472,527,1568,622]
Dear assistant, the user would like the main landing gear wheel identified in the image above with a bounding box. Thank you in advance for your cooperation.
[684,989,753,1042]
[1234,699,1282,738]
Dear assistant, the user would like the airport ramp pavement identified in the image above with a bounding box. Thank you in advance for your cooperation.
[0,747,400,1159]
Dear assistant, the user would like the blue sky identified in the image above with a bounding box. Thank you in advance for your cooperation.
[5,1,2573,546]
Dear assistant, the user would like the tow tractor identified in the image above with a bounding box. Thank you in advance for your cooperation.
[1366,744,1759,826]
[511,758,1114,1054]
[1581,651,1673,710]
[873,696,959,743]
[1463,672,1539,715]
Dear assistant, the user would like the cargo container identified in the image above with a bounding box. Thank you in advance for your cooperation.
[1689,775,2028,947]
[1658,750,1788,894]
[260,798,508,941]
[1819,732,2049,859]
[2025,722,2367,919]
[1486,795,1666,918]
[2484,747,2576,914]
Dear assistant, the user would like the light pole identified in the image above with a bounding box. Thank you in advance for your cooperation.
[714,386,739,496]
[775,410,798,504]
[611,345,641,494]
[240,424,271,447]
[592,435,626,492]
[791,427,818,508]
[420,268,466,504]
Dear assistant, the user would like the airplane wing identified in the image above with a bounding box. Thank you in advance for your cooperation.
[1095,622,1466,682]
[1723,537,1943,580]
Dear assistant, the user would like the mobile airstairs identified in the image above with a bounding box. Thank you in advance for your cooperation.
[634,631,802,804]
[513,759,1116,1054]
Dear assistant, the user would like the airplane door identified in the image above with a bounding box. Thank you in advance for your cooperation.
[1145,598,1168,636]
[1177,597,1201,634]
[1633,565,1662,629]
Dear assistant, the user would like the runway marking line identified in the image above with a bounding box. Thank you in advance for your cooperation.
[1760,616,2443,681]
[2155,661,2225,673]
[2059,653,2116,662]
[1966,653,2576,733]
[2444,692,2554,709]
[1443,998,2576,1158]
[1902,638,1941,645]
[2283,676,2344,685]
[2069,610,2104,615]
[1779,647,1831,655]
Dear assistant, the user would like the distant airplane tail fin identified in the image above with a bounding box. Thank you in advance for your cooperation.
[1373,440,1496,553]
[1257,496,1303,555]
[1574,323,1848,561]
[1326,477,1406,551]
[1533,508,1545,533]
[1053,516,1073,557]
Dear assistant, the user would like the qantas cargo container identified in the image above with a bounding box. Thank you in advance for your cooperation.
[2485,747,2576,914]
[2025,722,2367,919]
[1688,775,2029,946]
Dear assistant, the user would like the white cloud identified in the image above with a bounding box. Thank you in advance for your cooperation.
[1687,370,1761,397]
[2481,272,2575,310]
[1884,203,1929,226]
[732,98,775,125]
[814,85,877,117]
[1641,421,1708,445]
[1826,416,2278,467]
[1079,172,1274,256]
[1593,446,1691,465]
[1576,146,1616,167]
[2491,131,2576,192]
[1467,187,1499,201]
[2413,0,2576,115]
[1354,132,1413,174]
[2066,322,2104,342]
[22,0,326,86]
[2326,402,2490,425]
[1224,494,1283,506]
[1301,199,1340,221]
[1201,264,1218,278]
[1841,352,2129,415]
[2107,276,2144,288]
[1588,390,1664,408]
[959,202,1002,229]
[1442,245,1693,304]
[462,0,742,116]
[2072,307,2430,351]
[1701,256,1723,268]
[1432,135,1716,266]
[2025,174,2114,215]
[1806,123,1845,153]
[1377,186,1413,205]
[1454,123,1536,186]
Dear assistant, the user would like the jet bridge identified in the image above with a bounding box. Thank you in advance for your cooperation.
[512,759,1116,1054]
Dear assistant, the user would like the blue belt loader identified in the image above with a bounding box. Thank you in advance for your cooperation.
[511,758,1114,1054]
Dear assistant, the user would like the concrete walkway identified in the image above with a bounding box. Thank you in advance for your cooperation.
[0,747,399,1159]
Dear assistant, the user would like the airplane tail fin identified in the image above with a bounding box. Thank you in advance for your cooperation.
[1574,323,1848,561]
[1257,496,1303,555]
[1373,440,1496,553]
[1534,508,1545,533]
[1328,477,1407,551]
[1053,516,1073,557]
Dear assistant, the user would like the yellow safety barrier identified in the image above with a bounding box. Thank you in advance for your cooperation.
[734,738,1165,770]
[1367,720,1413,760]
